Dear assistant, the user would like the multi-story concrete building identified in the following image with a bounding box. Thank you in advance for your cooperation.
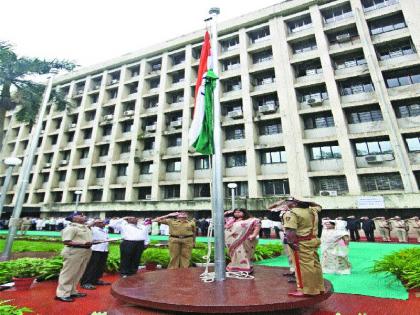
[1,0,420,217]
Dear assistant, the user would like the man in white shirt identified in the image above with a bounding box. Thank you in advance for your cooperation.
[260,217,273,238]
[80,220,111,289]
[109,216,149,277]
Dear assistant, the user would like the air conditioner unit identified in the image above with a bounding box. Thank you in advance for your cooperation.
[319,190,338,197]
[145,194,152,200]
[365,155,383,164]
[170,120,182,128]
[306,97,323,107]
[305,69,317,76]
[40,130,45,135]
[45,163,51,168]
[336,33,351,43]
[70,123,77,128]
[123,110,134,116]
[110,78,119,85]
[258,104,277,114]
[93,84,101,90]
[103,114,113,121]
[145,124,156,132]
[60,160,68,165]
[227,110,243,119]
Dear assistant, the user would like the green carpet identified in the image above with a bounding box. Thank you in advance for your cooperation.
[257,242,416,300]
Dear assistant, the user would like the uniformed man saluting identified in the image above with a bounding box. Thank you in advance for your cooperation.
[154,212,196,269]
[275,197,325,297]
[55,213,92,302]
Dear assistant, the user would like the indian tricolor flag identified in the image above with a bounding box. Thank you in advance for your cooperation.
[188,31,218,155]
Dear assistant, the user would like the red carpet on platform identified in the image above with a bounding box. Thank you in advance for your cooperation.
[1,273,419,315]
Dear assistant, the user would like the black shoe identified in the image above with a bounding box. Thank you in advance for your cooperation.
[55,296,74,302]
[283,272,295,277]
[287,277,297,283]
[70,293,87,298]
[81,284,96,290]
[94,280,111,286]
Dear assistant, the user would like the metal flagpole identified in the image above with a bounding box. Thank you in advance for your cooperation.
[0,76,54,261]
[209,7,225,281]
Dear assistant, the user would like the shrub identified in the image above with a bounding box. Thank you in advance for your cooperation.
[8,258,45,278]
[372,247,420,289]
[140,248,170,267]
[0,300,33,315]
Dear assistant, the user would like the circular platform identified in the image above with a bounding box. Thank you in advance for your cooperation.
[111,266,333,314]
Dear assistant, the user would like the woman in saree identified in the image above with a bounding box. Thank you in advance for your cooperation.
[321,221,351,275]
[224,208,261,273]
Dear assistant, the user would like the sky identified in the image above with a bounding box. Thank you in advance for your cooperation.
[1,0,284,68]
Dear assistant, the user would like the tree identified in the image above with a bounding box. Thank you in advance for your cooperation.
[0,41,77,149]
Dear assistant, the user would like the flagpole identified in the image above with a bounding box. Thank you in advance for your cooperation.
[209,7,225,281]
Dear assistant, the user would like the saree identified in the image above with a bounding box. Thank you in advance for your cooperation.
[320,228,351,275]
[224,217,260,272]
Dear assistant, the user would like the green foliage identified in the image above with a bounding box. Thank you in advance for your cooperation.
[36,256,63,281]
[0,258,44,279]
[140,248,170,267]
[372,247,420,289]
[254,243,283,261]
[0,300,33,315]
[105,251,120,273]
[0,240,63,253]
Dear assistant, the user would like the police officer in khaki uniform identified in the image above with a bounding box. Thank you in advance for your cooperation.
[154,212,196,269]
[19,217,32,235]
[409,216,420,243]
[373,217,392,242]
[55,213,93,302]
[390,216,408,243]
[279,197,324,297]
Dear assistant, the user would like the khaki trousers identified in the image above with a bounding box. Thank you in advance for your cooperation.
[415,229,420,243]
[291,238,325,295]
[56,247,92,297]
[168,237,193,269]
[379,228,391,241]
[285,245,295,272]
[395,228,408,242]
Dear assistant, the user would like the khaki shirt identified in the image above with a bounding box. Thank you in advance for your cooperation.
[393,220,407,230]
[376,219,391,229]
[160,219,195,237]
[283,206,321,237]
[62,222,92,243]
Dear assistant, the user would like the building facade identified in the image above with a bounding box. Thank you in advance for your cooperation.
[1,0,420,216]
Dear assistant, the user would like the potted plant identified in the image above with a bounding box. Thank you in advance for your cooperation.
[11,258,44,290]
[141,248,170,271]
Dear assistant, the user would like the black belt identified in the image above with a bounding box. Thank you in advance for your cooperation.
[170,235,193,239]
[67,245,91,249]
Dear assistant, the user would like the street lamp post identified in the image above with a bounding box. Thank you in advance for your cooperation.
[0,157,22,218]
[74,190,82,213]
[227,183,237,211]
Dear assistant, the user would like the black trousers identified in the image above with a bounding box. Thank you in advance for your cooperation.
[364,229,375,242]
[80,251,109,285]
[262,228,271,238]
[349,229,360,241]
[120,240,144,276]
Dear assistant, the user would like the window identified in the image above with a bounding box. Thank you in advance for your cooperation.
[225,125,245,140]
[167,135,182,147]
[339,78,374,95]
[172,71,185,84]
[103,125,112,136]
[405,136,420,152]
[362,0,399,12]
[224,181,248,197]
[122,122,133,133]
[85,111,95,121]
[117,164,127,177]
[149,79,160,89]
[150,62,162,72]
[221,37,239,52]
[42,173,49,182]
[193,184,210,198]
[294,60,323,77]
[322,3,353,23]
[310,144,342,160]
[225,152,246,167]
[259,120,282,135]
[262,179,290,196]
[384,68,420,88]
[109,89,118,99]
[166,159,181,172]
[360,173,404,191]
[120,142,131,153]
[53,192,63,202]
[333,53,366,70]
[260,149,287,164]
[112,189,125,201]
[91,94,99,103]
[292,38,317,54]
[297,86,328,102]
[172,53,185,65]
[369,13,406,35]
[328,28,359,45]
[222,57,240,71]
[194,156,210,170]
[91,190,103,202]
[354,139,392,156]
[252,50,273,64]
[376,39,416,61]
[140,162,154,174]
[58,171,66,182]
[76,169,85,180]
[287,15,312,33]
[138,187,152,200]
[50,135,58,145]
[252,72,276,86]
[144,138,154,150]
[224,79,241,92]
[96,167,106,178]
[164,185,180,199]
[145,97,158,109]
[347,107,383,124]
[249,26,270,43]
[304,113,334,129]
[80,148,89,159]
[99,144,109,156]
[129,84,138,94]
[255,95,278,107]
[394,99,420,118]
[83,129,92,139]
[313,176,349,194]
